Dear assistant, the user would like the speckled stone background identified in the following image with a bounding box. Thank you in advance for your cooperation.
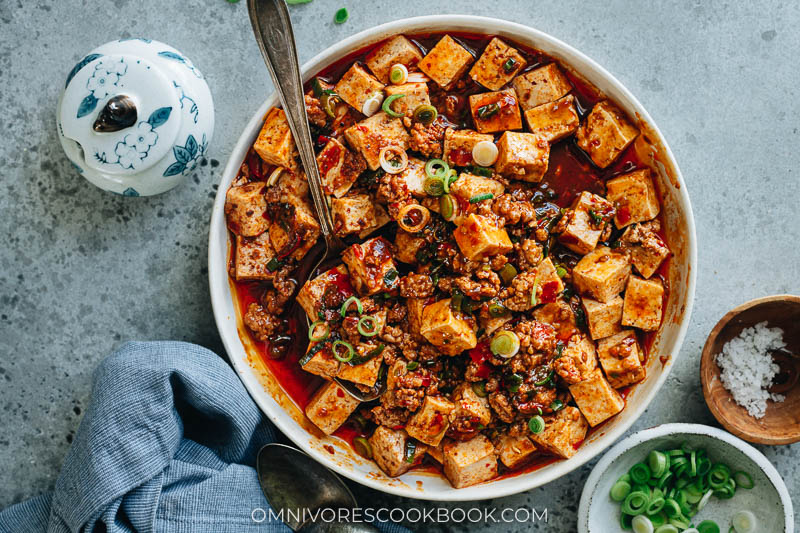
[0,0,798,530]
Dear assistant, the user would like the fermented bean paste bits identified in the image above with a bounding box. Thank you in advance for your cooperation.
[225,31,668,489]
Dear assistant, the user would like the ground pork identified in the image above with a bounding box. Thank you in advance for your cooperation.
[304,95,327,127]
[398,273,435,298]
[244,303,286,342]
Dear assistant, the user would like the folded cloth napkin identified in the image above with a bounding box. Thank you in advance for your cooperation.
[0,342,408,533]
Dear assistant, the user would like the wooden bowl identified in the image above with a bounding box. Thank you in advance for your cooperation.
[701,295,800,445]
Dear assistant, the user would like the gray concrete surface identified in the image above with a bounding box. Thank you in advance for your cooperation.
[0,0,798,530]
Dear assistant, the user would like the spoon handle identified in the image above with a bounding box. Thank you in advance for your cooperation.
[246,0,338,243]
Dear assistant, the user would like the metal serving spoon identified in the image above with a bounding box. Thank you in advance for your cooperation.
[247,0,384,403]
[257,443,380,532]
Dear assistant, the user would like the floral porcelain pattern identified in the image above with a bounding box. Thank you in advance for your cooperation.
[57,38,214,196]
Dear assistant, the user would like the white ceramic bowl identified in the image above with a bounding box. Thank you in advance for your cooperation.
[208,15,697,500]
[578,423,794,532]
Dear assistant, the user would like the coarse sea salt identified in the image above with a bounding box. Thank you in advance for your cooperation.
[715,321,786,419]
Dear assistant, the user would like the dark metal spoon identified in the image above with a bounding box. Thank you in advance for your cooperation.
[256,443,380,532]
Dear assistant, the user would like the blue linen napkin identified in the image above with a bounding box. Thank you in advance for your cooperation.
[0,341,408,533]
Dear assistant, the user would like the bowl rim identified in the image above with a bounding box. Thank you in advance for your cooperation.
[577,423,795,533]
[700,294,800,445]
[208,14,698,500]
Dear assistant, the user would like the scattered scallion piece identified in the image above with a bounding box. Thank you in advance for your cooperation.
[423,176,446,197]
[331,340,354,362]
[470,165,493,177]
[611,477,632,502]
[406,361,419,371]
[404,439,417,463]
[696,521,720,533]
[498,263,518,285]
[439,194,456,221]
[333,7,348,24]
[353,436,372,459]
[490,330,520,358]
[632,515,655,533]
[502,58,518,73]
[550,398,565,411]
[382,94,405,118]
[389,64,408,84]
[487,301,509,318]
[555,265,568,278]
[733,471,754,489]
[413,104,437,125]
[425,158,448,179]
[477,102,500,119]
[528,415,545,434]
[731,510,756,533]
[357,315,379,337]
[469,192,494,203]
[340,295,363,317]
[471,381,488,397]
[308,320,330,342]
[505,372,523,392]
[266,257,282,272]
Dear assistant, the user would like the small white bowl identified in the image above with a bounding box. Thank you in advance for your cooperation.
[578,424,794,533]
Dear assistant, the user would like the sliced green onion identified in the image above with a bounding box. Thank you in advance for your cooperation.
[353,436,372,459]
[406,361,419,371]
[333,7,348,24]
[442,168,458,193]
[534,369,554,386]
[662,498,681,518]
[502,57,518,73]
[556,265,568,278]
[424,176,446,197]
[611,479,632,502]
[308,320,330,342]
[550,398,565,411]
[340,296,363,317]
[477,102,500,119]
[357,315,379,337]
[646,496,665,515]
[622,491,650,516]
[506,372,523,392]
[696,489,713,511]
[528,415,545,434]
[404,439,417,463]
[413,104,437,125]
[622,513,634,530]
[382,94,405,118]
[469,192,494,203]
[383,268,399,287]
[632,515,654,533]
[649,451,668,478]
[331,340,354,362]
[530,277,541,307]
[731,510,756,533]
[630,463,651,485]
[267,257,283,272]
[498,264,518,285]
[648,512,667,528]
[654,526,679,533]
[488,302,509,318]
[491,331,520,358]
[439,194,456,221]
[425,158,449,179]
[389,64,408,84]
[733,471,754,489]
[470,165,493,177]
[697,520,720,533]
[471,381,488,397]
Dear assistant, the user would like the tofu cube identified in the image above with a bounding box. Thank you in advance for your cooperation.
[234,232,275,281]
[533,257,565,305]
[524,94,580,143]
[365,35,424,83]
[533,300,578,341]
[582,296,624,340]
[386,359,409,391]
[225,182,269,237]
[341,237,398,296]
[559,334,598,383]
[479,314,512,337]
[443,435,497,488]
[576,101,639,168]
[344,111,411,170]
[512,63,573,110]
[405,297,426,336]
[469,37,527,91]
[394,230,427,264]
[419,298,478,356]
[359,204,391,239]
[558,191,615,255]
[427,440,445,464]
[495,131,550,182]
[296,265,353,320]
[528,406,588,459]
[451,382,492,426]
[469,89,523,133]
[406,395,455,446]
[597,330,646,388]
[418,34,475,90]
[442,128,495,167]
[572,246,631,303]
[606,169,661,228]
[305,380,360,435]
[254,107,296,168]
[450,172,505,205]
[334,63,386,114]
[301,342,340,379]
[368,426,427,477]
[384,82,431,117]
[337,343,384,387]
[569,368,625,426]
[332,194,377,236]
[620,223,670,279]
[268,196,320,261]
[396,156,428,198]
[277,168,309,201]
[622,276,664,331]
[497,434,537,470]
[317,138,366,198]
[453,214,514,261]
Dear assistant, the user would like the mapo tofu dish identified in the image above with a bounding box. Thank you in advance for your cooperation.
[225,32,671,489]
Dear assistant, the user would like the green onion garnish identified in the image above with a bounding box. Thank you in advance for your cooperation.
[588,209,604,225]
[505,372,523,392]
[502,58,517,72]
[733,471,754,489]
[333,7,348,23]
[331,340,354,362]
[528,415,545,434]
[340,296,363,317]
[406,361,419,371]
[413,104,437,125]
[555,265,567,278]
[469,192,494,203]
[610,477,632,502]
[697,520,720,533]
[477,103,500,119]
[534,369,554,386]
[404,439,417,463]
[442,168,458,193]
[550,399,564,412]
[425,158,448,179]
[357,315,379,337]
[471,381,488,398]
[470,165,493,177]
[530,276,540,306]
[308,320,330,342]
[490,331,520,358]
[487,302,509,318]
[498,263,517,285]
[424,176,446,197]
[621,491,649,516]
[439,194,456,221]
[382,94,405,118]
[353,436,372,459]
[266,257,282,272]
[383,268,398,287]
